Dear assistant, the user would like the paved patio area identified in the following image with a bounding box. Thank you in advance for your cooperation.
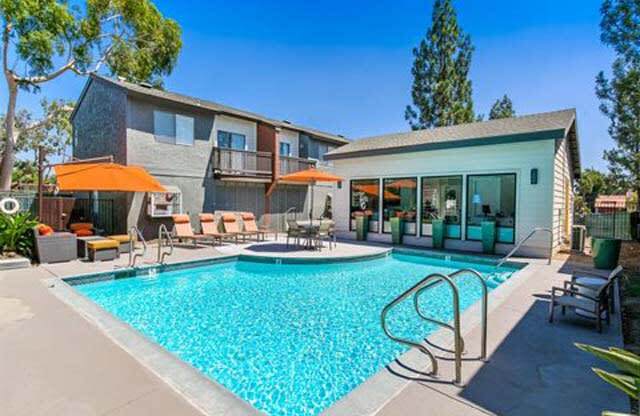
[0,237,627,416]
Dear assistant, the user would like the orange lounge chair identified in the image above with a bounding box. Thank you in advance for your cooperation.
[199,213,238,244]
[171,214,212,247]
[241,213,268,241]
[221,213,257,242]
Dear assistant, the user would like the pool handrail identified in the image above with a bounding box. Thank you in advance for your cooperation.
[157,224,174,264]
[414,268,488,361]
[128,226,147,268]
[497,227,552,267]
[381,272,463,384]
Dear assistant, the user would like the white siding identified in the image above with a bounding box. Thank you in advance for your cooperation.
[332,139,557,257]
[213,115,257,151]
[277,128,300,157]
[552,137,574,248]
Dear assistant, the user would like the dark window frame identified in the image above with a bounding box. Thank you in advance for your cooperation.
[217,130,247,150]
[349,178,381,232]
[465,173,517,244]
[419,175,463,240]
[382,176,418,235]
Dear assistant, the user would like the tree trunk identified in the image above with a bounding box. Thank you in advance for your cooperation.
[0,77,18,191]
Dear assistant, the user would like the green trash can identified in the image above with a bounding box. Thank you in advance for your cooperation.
[355,215,369,241]
[432,219,445,249]
[390,217,404,245]
[481,221,496,254]
[592,238,622,269]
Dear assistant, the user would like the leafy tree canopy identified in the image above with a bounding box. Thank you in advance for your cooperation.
[488,95,515,120]
[405,0,475,130]
[596,0,640,200]
[0,0,182,190]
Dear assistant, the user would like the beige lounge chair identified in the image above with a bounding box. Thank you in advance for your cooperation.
[221,213,256,242]
[199,213,238,244]
[171,214,212,247]
[240,213,267,241]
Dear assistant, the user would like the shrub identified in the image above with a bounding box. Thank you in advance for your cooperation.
[0,212,38,258]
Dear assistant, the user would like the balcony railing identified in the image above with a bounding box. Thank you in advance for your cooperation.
[212,148,272,179]
[279,156,316,176]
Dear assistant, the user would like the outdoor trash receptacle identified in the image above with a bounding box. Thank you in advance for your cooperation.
[592,238,622,269]
[481,221,496,254]
[432,219,445,249]
[355,215,369,241]
[391,217,404,245]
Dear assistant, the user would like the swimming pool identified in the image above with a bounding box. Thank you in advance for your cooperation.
[72,252,518,416]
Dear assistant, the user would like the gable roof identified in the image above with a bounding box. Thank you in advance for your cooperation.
[325,109,580,177]
[71,74,349,145]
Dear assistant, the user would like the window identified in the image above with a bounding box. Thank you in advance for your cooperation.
[350,179,380,232]
[153,110,194,146]
[421,176,462,239]
[175,114,194,145]
[317,142,329,160]
[279,141,291,157]
[466,174,516,243]
[217,131,246,150]
[383,177,417,234]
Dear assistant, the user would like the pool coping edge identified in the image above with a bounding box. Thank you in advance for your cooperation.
[45,269,264,416]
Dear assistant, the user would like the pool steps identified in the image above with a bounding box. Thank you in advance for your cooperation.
[381,268,489,386]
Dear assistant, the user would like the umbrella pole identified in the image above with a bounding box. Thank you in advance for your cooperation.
[309,183,314,225]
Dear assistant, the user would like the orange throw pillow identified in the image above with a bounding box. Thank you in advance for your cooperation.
[37,224,54,236]
[75,229,94,237]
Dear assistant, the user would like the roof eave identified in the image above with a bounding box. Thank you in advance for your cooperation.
[324,128,567,161]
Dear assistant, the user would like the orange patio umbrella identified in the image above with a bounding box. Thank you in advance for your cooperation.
[54,163,166,192]
[385,178,417,189]
[353,183,400,201]
[279,167,343,223]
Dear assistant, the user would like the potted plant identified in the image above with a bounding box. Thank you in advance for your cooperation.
[354,211,369,241]
[391,211,404,245]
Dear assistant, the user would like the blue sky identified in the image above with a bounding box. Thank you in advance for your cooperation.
[7,0,614,170]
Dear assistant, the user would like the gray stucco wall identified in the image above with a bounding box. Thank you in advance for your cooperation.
[72,80,332,237]
[72,78,128,163]
[126,96,216,177]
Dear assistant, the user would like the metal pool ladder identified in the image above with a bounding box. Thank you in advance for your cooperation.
[496,227,553,267]
[157,224,174,264]
[127,226,147,268]
[380,268,488,385]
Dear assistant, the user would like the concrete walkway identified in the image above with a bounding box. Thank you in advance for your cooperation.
[373,260,626,416]
[0,238,628,416]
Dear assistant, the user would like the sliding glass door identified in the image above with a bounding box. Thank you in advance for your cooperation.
[466,174,516,243]
[421,176,462,239]
[350,179,380,232]
[382,177,417,234]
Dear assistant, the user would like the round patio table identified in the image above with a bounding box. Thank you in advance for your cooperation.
[296,221,320,250]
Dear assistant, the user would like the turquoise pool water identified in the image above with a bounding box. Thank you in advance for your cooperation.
[75,253,517,416]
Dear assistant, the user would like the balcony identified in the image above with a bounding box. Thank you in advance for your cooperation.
[279,156,316,176]
[212,148,272,180]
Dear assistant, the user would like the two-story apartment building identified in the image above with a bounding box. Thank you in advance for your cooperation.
[71,74,348,236]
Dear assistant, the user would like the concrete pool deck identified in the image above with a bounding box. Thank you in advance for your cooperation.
[0,237,627,416]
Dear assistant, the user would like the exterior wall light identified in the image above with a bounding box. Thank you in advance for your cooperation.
[530,168,538,185]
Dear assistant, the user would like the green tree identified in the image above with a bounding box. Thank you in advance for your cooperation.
[0,0,182,190]
[574,168,627,215]
[575,169,609,213]
[596,0,640,200]
[405,0,475,130]
[488,95,515,120]
[1,99,74,161]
